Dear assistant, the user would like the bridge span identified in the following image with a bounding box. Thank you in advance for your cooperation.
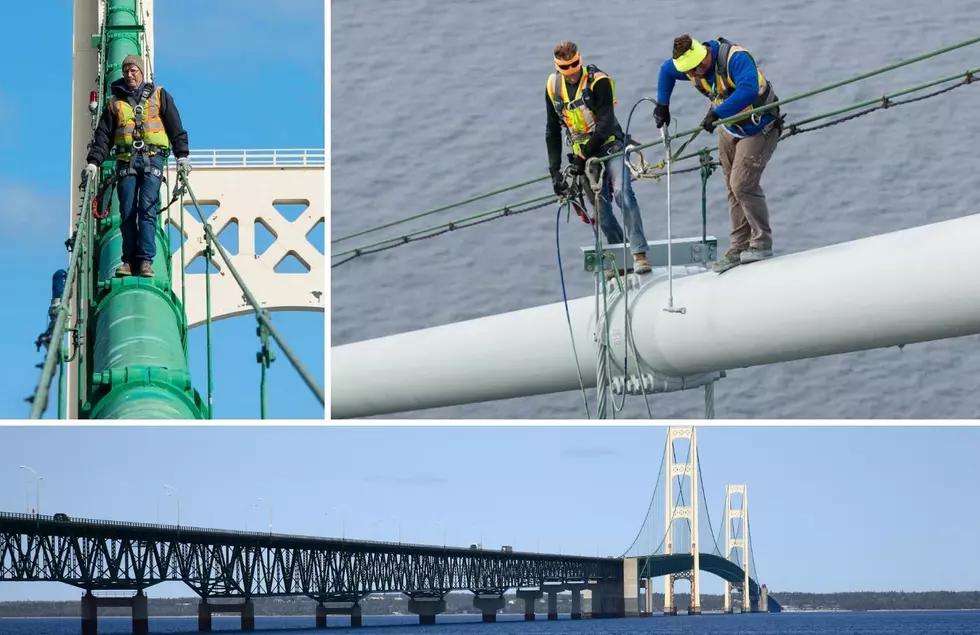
[0,511,775,633]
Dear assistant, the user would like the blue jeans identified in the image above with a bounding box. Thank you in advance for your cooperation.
[115,153,164,265]
[591,141,648,256]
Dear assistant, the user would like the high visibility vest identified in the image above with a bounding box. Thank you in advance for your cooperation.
[547,65,619,157]
[111,85,171,160]
[689,38,778,131]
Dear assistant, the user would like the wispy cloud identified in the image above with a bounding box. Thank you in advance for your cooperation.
[563,447,618,459]
[363,475,449,487]
[0,179,68,241]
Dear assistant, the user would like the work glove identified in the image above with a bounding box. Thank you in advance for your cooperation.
[569,154,586,176]
[654,103,671,128]
[81,163,98,182]
[551,170,567,197]
[701,110,721,133]
[176,157,192,176]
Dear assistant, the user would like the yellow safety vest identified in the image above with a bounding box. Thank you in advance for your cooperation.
[111,85,171,160]
[689,38,777,130]
[547,65,618,157]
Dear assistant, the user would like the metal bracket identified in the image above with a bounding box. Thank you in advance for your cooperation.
[582,235,718,274]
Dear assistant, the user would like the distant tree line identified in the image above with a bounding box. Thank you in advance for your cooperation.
[1,590,979,618]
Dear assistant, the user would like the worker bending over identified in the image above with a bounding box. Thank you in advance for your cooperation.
[655,35,782,273]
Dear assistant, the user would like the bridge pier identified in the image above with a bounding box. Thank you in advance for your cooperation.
[80,590,148,635]
[407,597,445,625]
[316,604,326,629]
[472,594,505,622]
[516,589,542,620]
[564,582,587,619]
[623,558,640,617]
[643,578,653,616]
[197,599,255,632]
[545,587,561,620]
[316,602,362,628]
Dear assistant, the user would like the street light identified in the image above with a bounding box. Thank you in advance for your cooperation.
[163,484,180,526]
[255,497,273,534]
[19,466,41,515]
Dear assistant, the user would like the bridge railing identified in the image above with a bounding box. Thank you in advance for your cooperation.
[0,511,612,560]
[182,148,325,168]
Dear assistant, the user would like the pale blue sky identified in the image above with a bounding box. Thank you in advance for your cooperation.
[1,425,978,601]
[0,1,325,419]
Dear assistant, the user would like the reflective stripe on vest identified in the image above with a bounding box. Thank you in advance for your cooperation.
[689,39,777,129]
[111,86,171,159]
[547,65,618,156]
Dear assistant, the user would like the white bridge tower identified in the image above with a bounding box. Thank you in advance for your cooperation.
[723,483,751,613]
[663,426,701,615]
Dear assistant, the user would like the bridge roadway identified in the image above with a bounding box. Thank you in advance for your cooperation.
[0,511,777,633]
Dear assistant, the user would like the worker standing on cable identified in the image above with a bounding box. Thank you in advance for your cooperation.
[546,41,652,275]
[654,35,782,273]
[82,54,191,278]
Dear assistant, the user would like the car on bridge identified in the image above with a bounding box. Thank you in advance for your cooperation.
[53,513,70,521]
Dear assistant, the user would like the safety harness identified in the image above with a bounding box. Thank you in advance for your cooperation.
[116,84,169,180]
[694,38,783,134]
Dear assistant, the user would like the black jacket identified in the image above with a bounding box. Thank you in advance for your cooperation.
[545,71,622,175]
[86,78,190,165]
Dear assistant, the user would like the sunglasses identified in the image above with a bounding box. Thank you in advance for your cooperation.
[557,59,581,71]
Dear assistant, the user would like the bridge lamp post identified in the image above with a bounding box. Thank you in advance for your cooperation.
[163,484,180,526]
[256,497,273,534]
[19,465,41,514]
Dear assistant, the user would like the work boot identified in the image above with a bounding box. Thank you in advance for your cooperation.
[115,262,132,277]
[740,248,773,264]
[633,252,652,274]
[712,248,743,274]
[138,261,154,277]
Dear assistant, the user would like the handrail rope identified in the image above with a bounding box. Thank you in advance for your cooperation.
[333,68,977,266]
[204,229,215,418]
[27,181,96,418]
[331,37,980,247]
[178,174,325,407]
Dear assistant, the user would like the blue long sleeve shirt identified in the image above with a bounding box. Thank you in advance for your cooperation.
[656,40,772,137]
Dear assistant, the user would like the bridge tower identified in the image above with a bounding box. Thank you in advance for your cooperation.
[66,0,324,418]
[723,483,751,613]
[663,426,700,615]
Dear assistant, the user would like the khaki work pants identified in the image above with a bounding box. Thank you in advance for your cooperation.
[718,125,780,251]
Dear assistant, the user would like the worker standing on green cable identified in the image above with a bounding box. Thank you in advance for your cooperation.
[82,54,192,278]
[546,41,652,275]
[654,35,782,273]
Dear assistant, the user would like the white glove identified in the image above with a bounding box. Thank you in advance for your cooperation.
[177,157,192,175]
[82,163,98,180]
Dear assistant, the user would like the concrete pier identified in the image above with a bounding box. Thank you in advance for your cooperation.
[80,590,148,635]
[197,599,255,632]
[407,597,445,625]
[472,594,505,622]
[516,589,542,621]
[317,602,363,628]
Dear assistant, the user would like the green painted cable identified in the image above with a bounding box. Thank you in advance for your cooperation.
[29,184,94,418]
[204,236,214,418]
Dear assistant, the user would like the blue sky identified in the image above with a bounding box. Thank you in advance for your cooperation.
[0,1,325,419]
[1,425,978,600]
